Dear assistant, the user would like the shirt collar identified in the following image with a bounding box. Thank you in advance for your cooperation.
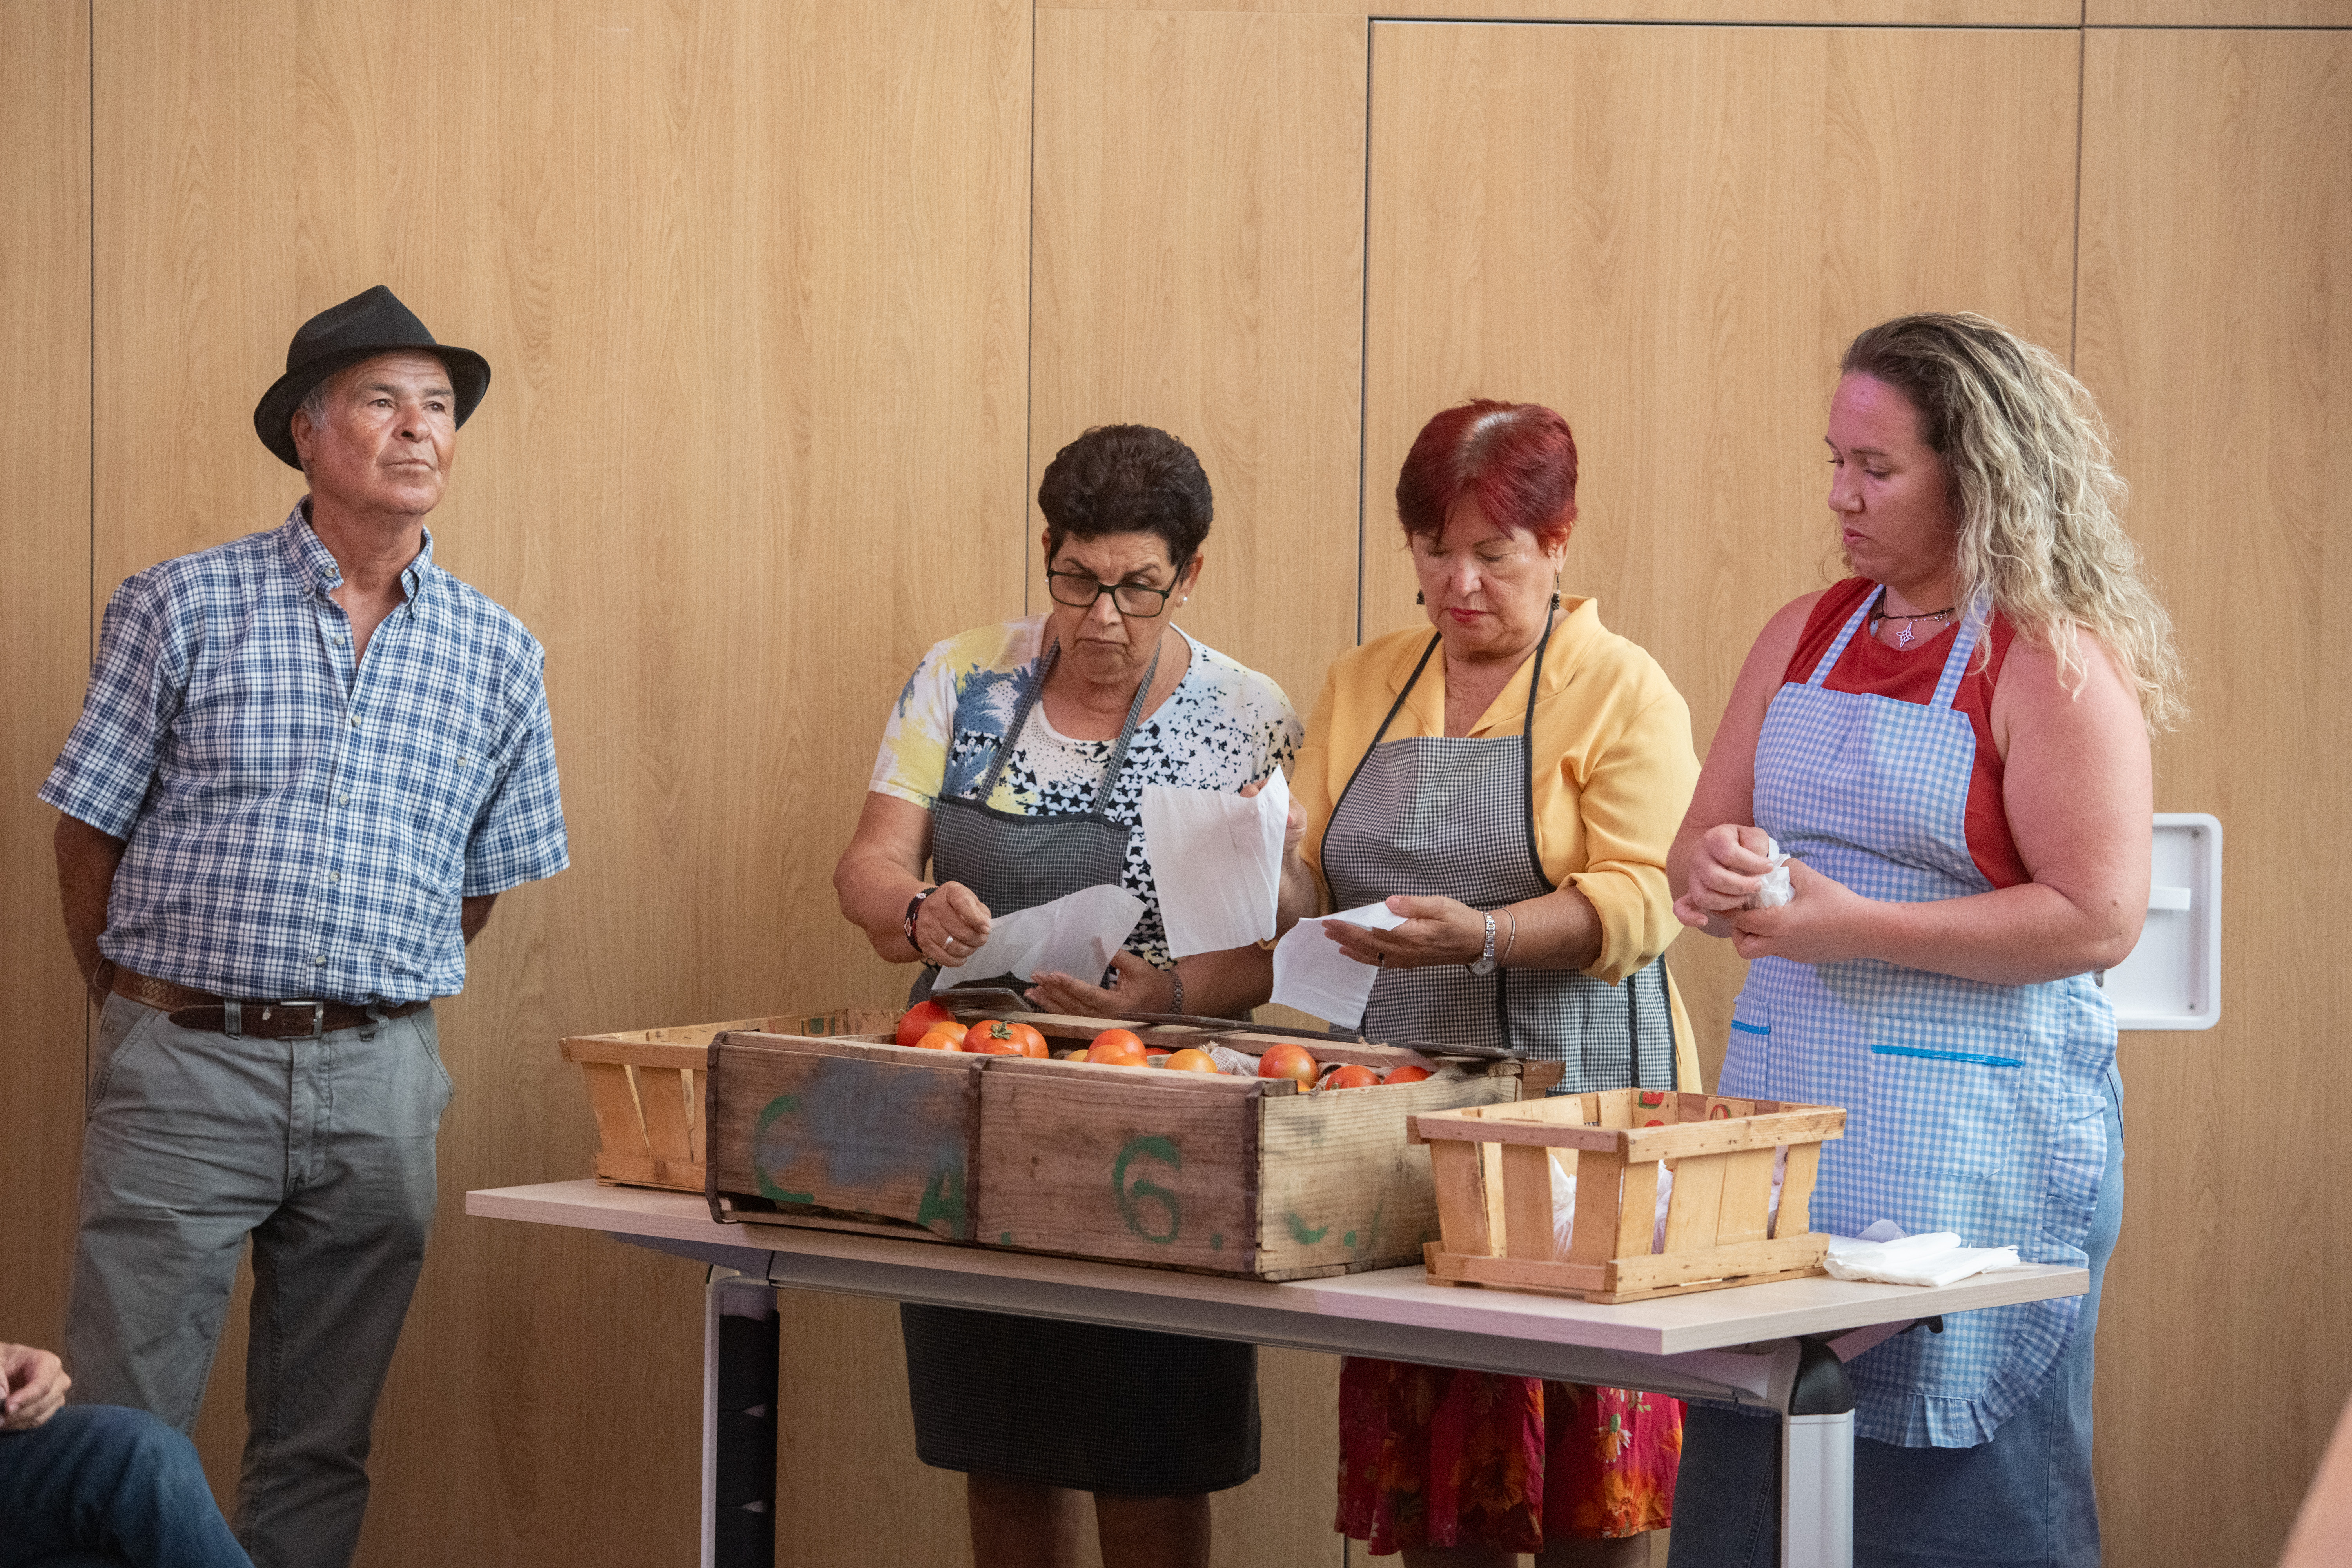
[279,500,437,616]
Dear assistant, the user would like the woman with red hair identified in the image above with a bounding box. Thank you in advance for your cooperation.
[1276,400,1702,1564]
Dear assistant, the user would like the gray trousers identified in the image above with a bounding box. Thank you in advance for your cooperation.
[68,993,451,1568]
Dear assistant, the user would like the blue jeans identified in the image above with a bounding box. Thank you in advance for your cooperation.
[1670,1090,2125,1568]
[0,1404,252,1568]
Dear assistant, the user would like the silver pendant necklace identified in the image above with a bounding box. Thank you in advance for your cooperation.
[1870,591,1956,649]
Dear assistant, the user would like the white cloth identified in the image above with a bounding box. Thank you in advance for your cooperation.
[1746,835,1794,909]
[1822,1222,2024,1287]
[1139,772,1290,957]
[930,884,1146,985]
[1269,902,1406,1025]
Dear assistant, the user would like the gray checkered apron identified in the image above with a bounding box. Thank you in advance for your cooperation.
[901,632,1259,1495]
[1320,613,1675,1093]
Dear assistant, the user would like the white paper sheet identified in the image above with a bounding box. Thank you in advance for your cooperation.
[1822,1228,2023,1288]
[930,884,1147,988]
[1269,901,1406,1026]
[1140,772,1290,958]
[1746,835,1794,909]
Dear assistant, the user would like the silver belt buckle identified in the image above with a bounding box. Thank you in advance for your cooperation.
[265,1000,329,1039]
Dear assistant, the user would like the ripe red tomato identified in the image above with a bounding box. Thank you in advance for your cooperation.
[1256,1044,1319,1085]
[1383,1065,1433,1085]
[1004,1022,1049,1059]
[969,1039,1024,1056]
[1087,1029,1148,1066]
[1161,1048,1219,1074]
[897,1000,956,1048]
[1323,1064,1379,1090]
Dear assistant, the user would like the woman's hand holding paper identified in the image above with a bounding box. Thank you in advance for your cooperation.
[1323,894,1483,970]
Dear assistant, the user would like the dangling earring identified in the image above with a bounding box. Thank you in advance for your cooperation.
[1551,574,1562,609]
[1415,590,1425,606]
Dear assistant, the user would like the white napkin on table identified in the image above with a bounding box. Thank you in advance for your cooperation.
[931,884,1146,987]
[1140,772,1289,957]
[1822,1222,2023,1287]
[1269,902,1406,1026]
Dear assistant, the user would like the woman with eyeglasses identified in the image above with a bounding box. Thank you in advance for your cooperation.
[833,423,1299,1568]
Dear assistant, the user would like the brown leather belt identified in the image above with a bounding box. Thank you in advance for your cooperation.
[108,965,428,1038]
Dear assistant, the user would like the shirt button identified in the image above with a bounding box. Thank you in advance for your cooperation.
[349,717,361,730]
[312,955,327,967]
[327,871,341,885]
[337,793,350,805]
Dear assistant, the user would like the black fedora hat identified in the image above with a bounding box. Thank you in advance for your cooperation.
[252,285,491,469]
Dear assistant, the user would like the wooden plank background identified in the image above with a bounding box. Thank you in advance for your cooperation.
[1,3,2345,1565]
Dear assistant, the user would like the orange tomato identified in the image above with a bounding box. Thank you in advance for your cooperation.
[1383,1065,1433,1085]
[969,1039,1024,1056]
[1003,1022,1049,1058]
[912,1024,964,1051]
[965,1019,1020,1052]
[1162,1048,1219,1074]
[1086,1029,1148,1067]
[897,1000,956,1048]
[1323,1064,1379,1090]
[1256,1043,1319,1085]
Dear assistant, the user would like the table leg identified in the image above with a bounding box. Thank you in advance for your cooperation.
[703,1269,779,1568]
[1779,1338,1855,1568]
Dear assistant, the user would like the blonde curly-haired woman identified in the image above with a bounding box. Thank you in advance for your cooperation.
[1666,313,2182,1567]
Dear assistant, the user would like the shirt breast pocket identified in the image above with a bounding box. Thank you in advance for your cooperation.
[1863,1016,2030,1177]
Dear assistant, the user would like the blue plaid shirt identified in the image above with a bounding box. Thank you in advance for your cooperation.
[41,506,569,1004]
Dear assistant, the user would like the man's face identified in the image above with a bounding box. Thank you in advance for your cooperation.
[291,350,457,523]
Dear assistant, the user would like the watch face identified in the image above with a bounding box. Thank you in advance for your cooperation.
[1468,956,1497,976]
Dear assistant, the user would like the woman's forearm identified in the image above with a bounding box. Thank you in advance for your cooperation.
[1273,853,1327,934]
[1496,884,1605,974]
[1177,944,1275,1018]
[1858,882,2138,985]
[833,846,926,962]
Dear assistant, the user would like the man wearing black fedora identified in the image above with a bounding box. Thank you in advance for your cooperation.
[41,285,569,1568]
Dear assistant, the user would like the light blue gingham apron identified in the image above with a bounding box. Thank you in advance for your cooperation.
[1720,593,2114,1449]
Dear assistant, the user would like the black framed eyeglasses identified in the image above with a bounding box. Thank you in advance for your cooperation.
[1045,569,1181,618]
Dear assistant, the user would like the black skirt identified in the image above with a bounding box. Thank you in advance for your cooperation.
[900,1304,1261,1496]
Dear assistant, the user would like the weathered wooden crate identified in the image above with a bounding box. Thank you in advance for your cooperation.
[1410,1089,1847,1304]
[702,1011,1550,1281]
[560,1006,899,1191]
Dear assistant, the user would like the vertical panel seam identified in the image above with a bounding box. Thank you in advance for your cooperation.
[1356,18,1373,650]
[2070,22,2086,370]
[1024,2,1038,620]
[85,0,97,1075]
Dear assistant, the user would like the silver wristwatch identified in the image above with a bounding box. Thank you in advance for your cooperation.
[1467,911,1499,976]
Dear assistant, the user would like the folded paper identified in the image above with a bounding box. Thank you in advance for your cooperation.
[932,883,1147,988]
[1269,902,1406,1026]
[1140,772,1290,958]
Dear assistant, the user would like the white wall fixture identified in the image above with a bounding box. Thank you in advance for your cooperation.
[2101,813,2223,1031]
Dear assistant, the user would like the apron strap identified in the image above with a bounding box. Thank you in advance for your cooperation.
[1515,601,1558,894]
[1317,633,1442,875]
[1929,594,1992,711]
[965,633,1166,813]
[1806,592,1877,686]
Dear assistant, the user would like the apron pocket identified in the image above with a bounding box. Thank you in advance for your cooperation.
[1862,1018,2027,1176]
[1722,999,1775,1096]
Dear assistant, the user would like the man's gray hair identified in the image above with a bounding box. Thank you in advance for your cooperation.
[293,375,338,479]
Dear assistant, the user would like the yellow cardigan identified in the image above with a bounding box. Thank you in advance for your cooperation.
[1294,597,1704,1090]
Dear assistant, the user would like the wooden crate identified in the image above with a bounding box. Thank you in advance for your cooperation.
[560,1006,899,1192]
[1410,1089,1847,1305]
[702,1011,1549,1281]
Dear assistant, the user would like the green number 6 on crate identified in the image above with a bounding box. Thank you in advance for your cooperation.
[1112,1135,1183,1244]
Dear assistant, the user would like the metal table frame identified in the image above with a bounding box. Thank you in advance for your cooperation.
[468,1181,2087,1567]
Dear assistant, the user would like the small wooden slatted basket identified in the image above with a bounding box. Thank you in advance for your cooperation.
[561,1007,899,1191]
[1409,1089,1847,1304]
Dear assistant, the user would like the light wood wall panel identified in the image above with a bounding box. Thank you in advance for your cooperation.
[1049,1,2075,27]
[85,1,1030,1562]
[2077,29,2352,1563]
[2089,0,2352,25]
[0,0,91,1363]
[1033,8,1367,726]
[1366,21,2080,1074]
[1027,12,1362,1561]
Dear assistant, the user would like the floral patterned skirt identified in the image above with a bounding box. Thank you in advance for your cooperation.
[1334,1357,1682,1554]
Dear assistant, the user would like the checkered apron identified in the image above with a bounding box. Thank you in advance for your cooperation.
[914,637,1159,1000]
[1724,593,2114,1448]
[905,633,1259,1493]
[1321,620,1675,1093]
